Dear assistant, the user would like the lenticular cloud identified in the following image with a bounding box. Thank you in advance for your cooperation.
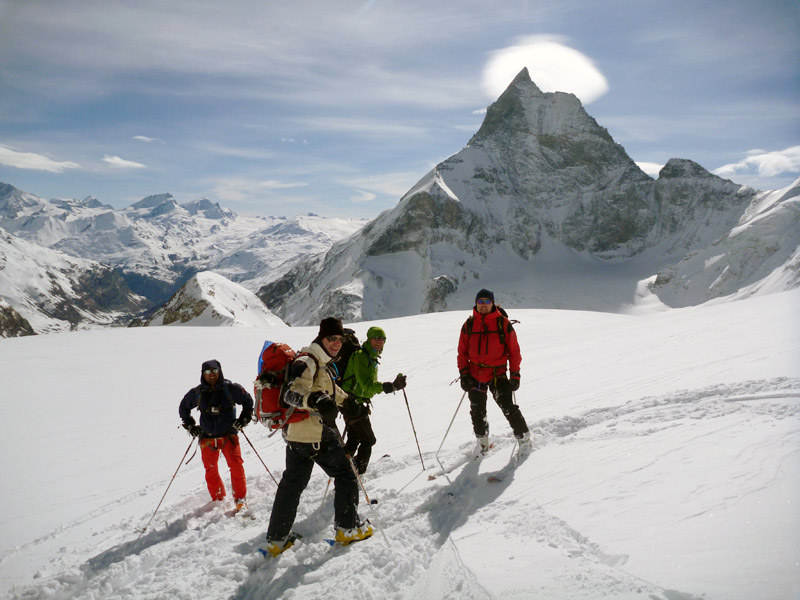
[482,36,609,104]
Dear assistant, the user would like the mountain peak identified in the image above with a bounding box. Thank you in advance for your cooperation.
[146,271,286,328]
[128,193,175,210]
[470,70,600,144]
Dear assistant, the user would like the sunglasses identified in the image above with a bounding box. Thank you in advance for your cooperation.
[370,336,386,341]
[476,298,493,305]
[203,368,220,375]
[326,335,344,343]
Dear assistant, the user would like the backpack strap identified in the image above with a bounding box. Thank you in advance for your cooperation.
[194,382,237,414]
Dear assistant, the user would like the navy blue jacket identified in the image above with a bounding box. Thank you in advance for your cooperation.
[179,360,254,438]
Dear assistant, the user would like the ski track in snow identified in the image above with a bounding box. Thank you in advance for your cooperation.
[6,377,798,600]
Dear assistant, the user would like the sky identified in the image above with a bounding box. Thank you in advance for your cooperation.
[0,0,798,219]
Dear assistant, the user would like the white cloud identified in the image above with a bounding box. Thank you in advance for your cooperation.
[0,144,80,172]
[482,36,609,104]
[102,155,147,169]
[131,135,163,143]
[296,116,430,141]
[714,146,800,178]
[350,189,377,203]
[208,177,309,204]
[338,170,424,199]
[636,161,663,177]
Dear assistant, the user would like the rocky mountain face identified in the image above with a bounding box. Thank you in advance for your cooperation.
[258,69,795,325]
[0,185,365,334]
[652,178,800,306]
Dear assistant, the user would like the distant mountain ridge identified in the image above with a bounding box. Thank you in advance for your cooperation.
[0,184,366,334]
[257,69,798,324]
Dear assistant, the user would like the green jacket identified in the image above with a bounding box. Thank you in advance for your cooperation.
[341,341,383,403]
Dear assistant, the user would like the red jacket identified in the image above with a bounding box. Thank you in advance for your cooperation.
[457,307,521,383]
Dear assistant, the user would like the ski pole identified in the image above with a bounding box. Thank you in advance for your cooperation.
[434,390,467,482]
[240,429,279,486]
[320,478,332,509]
[327,423,391,548]
[401,388,425,470]
[137,437,196,537]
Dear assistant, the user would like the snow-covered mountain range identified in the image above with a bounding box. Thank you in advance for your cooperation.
[257,69,799,325]
[2,69,798,334]
[0,182,367,335]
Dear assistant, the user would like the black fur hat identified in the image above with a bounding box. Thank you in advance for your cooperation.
[317,317,345,339]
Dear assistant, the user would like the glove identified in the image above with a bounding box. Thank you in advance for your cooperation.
[183,422,203,437]
[342,396,361,419]
[308,392,338,427]
[460,374,477,392]
[255,371,280,389]
[233,413,252,430]
[509,372,520,392]
[382,381,394,394]
[392,373,407,390]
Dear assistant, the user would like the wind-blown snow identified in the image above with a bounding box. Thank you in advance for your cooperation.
[0,290,798,599]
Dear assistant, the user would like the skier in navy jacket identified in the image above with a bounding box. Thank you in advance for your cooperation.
[179,359,254,511]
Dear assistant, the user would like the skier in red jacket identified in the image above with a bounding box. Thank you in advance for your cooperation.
[457,289,530,454]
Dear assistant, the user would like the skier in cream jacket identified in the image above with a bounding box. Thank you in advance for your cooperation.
[264,317,373,555]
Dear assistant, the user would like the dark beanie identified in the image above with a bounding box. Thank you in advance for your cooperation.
[318,317,345,339]
[475,288,495,304]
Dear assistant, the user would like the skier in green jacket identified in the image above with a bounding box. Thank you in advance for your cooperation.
[339,326,406,474]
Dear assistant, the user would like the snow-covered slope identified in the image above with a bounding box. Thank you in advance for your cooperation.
[0,229,144,334]
[145,271,287,328]
[0,290,798,600]
[259,70,789,325]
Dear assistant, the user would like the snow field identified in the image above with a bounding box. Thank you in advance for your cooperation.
[0,289,798,599]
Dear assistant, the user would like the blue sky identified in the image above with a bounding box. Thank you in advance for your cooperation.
[0,0,798,219]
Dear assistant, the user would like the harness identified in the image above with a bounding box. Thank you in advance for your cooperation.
[194,381,236,415]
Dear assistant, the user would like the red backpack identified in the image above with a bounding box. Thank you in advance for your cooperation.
[255,340,312,431]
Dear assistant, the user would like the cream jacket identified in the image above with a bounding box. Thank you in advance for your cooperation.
[283,341,347,443]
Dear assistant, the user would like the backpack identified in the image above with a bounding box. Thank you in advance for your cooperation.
[332,328,362,388]
[254,340,312,430]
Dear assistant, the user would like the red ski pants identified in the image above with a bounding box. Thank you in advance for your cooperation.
[200,435,247,501]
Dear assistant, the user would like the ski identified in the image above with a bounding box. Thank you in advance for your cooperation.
[323,534,373,548]
[427,443,494,480]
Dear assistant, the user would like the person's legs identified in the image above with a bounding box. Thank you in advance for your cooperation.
[346,417,376,474]
[468,386,490,438]
[221,435,247,500]
[491,378,529,437]
[201,439,226,500]
[266,442,315,541]
[314,441,359,530]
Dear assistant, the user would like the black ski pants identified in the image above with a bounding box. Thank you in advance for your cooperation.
[266,440,358,542]
[468,377,529,438]
[343,413,376,475]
